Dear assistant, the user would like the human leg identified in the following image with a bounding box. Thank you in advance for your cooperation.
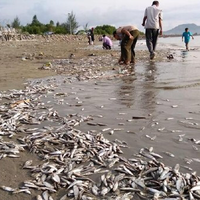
[88,36,91,45]
[121,38,128,63]
[146,29,159,59]
[152,29,159,51]
[121,35,133,64]
[185,42,189,50]
[91,35,94,45]
[103,42,107,49]
[131,30,139,63]
[145,29,154,55]
[150,29,159,60]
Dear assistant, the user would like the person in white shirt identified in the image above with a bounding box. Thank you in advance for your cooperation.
[142,1,163,60]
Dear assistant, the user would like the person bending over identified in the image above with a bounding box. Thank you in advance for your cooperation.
[113,25,139,65]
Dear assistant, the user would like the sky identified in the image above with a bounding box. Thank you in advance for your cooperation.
[0,0,200,31]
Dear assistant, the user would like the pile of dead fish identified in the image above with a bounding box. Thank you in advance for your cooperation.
[39,55,133,80]
[1,79,200,200]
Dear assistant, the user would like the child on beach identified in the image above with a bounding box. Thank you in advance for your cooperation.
[182,28,194,51]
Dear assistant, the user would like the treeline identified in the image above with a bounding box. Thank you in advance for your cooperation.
[5,13,144,35]
[10,13,78,34]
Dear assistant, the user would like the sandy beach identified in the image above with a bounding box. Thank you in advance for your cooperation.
[1,35,200,200]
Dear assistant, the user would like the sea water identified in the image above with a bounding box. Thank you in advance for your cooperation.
[153,35,200,50]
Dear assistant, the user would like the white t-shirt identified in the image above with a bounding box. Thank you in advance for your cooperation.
[144,5,162,29]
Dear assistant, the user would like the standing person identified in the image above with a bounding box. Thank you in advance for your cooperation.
[90,27,95,45]
[113,25,140,65]
[102,35,112,49]
[87,28,95,45]
[87,31,92,45]
[182,28,194,51]
[142,1,163,60]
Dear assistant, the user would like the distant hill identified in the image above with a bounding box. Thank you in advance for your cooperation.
[164,23,200,35]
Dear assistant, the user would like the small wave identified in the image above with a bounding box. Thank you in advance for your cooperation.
[155,82,200,90]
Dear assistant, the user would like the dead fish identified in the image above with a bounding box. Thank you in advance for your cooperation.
[132,116,146,119]
[52,173,60,184]
[159,167,170,180]
[164,152,175,157]
[67,180,83,190]
[166,117,174,120]
[146,187,166,196]
[36,195,43,200]
[97,123,107,126]
[171,105,178,108]
[191,185,200,191]
[171,130,182,133]
[91,185,99,196]
[23,160,33,168]
[87,122,97,126]
[0,186,15,192]
[42,190,49,200]
[157,127,166,132]
[73,185,79,200]
[13,188,31,195]
[146,135,157,141]
[192,158,200,163]
[59,195,68,200]
[100,187,110,196]
[150,152,163,159]
[102,128,111,132]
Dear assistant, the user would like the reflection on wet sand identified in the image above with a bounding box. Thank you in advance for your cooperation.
[117,75,136,107]
[116,62,158,111]
[141,62,157,111]
[181,50,188,60]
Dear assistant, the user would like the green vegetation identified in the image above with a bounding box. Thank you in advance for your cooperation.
[3,14,145,35]
[94,25,116,35]
[9,13,79,35]
[11,16,21,29]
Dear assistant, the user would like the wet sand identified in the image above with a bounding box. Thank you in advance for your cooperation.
[1,36,200,200]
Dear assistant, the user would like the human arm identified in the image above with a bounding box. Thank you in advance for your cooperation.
[121,28,134,40]
[142,16,147,26]
[159,17,162,36]
[182,33,184,41]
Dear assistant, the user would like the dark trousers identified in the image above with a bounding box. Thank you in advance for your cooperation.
[145,29,159,54]
[103,43,111,49]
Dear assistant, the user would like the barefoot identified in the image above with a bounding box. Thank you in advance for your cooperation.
[124,61,130,65]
